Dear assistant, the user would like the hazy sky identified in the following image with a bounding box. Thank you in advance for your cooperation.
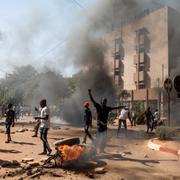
[0,0,96,77]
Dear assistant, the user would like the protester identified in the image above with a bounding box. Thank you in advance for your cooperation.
[153,109,163,127]
[88,89,123,153]
[32,107,41,137]
[131,109,136,126]
[5,103,15,143]
[144,107,154,133]
[34,99,52,155]
[82,101,94,144]
[117,106,131,135]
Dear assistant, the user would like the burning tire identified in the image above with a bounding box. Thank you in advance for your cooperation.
[53,137,80,147]
[44,139,96,168]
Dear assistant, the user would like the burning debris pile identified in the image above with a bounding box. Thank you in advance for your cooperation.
[57,145,94,162]
[0,138,106,179]
[44,138,96,167]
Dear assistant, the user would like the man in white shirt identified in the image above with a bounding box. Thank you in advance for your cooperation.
[117,107,131,135]
[34,99,52,155]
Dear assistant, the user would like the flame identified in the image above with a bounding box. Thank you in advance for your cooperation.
[56,145,87,161]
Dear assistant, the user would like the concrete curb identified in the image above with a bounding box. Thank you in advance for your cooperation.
[148,138,180,158]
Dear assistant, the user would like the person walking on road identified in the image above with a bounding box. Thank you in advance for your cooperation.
[34,99,52,155]
[117,106,131,135]
[5,103,15,143]
[82,101,94,144]
[144,107,154,133]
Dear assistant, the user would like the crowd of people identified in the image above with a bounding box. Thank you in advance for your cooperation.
[3,99,52,156]
[2,89,164,156]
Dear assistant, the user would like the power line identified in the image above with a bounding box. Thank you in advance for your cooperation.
[71,0,85,9]
[32,39,67,63]
[32,0,85,63]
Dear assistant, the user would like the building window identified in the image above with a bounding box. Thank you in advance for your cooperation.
[134,27,149,89]
[139,34,145,46]
[115,60,119,68]
[115,75,119,85]
[115,37,124,60]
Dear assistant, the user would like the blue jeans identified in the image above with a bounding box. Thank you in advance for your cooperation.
[40,127,51,153]
[83,125,93,143]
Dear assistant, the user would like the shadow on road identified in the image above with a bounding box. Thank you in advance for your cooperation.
[12,141,35,145]
[0,149,22,154]
[98,153,159,167]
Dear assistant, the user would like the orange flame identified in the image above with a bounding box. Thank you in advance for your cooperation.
[56,145,87,161]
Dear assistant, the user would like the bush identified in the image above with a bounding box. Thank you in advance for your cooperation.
[136,111,145,125]
[156,126,176,140]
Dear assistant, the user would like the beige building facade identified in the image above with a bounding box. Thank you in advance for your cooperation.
[104,6,180,125]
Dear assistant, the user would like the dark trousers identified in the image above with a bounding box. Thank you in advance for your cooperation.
[6,123,12,141]
[117,119,127,135]
[40,128,51,153]
[131,117,136,126]
[83,125,93,143]
[147,119,153,133]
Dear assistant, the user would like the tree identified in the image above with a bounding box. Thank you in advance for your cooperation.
[0,65,75,107]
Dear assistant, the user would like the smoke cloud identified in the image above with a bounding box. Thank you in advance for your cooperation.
[62,0,180,125]
[1,0,180,125]
[62,0,159,124]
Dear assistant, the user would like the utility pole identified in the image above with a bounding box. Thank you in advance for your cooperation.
[164,78,172,126]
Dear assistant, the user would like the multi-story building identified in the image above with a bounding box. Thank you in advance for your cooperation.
[104,5,180,125]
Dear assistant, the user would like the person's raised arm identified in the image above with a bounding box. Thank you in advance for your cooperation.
[88,89,97,106]
[109,105,124,111]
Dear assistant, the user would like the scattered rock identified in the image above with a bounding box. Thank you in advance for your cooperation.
[85,171,95,179]
[26,170,33,176]
[144,154,148,158]
[121,153,126,157]
[28,161,40,167]
[31,168,39,174]
[40,157,49,163]
[94,167,107,174]
[22,158,34,163]
[22,164,32,170]
[18,177,23,180]
[1,160,20,167]
[29,171,43,179]
[16,128,28,133]
[15,168,24,174]
[122,151,132,155]
[6,172,14,177]
[50,172,63,177]
[11,160,20,166]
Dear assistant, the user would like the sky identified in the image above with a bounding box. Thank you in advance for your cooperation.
[0,0,96,77]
